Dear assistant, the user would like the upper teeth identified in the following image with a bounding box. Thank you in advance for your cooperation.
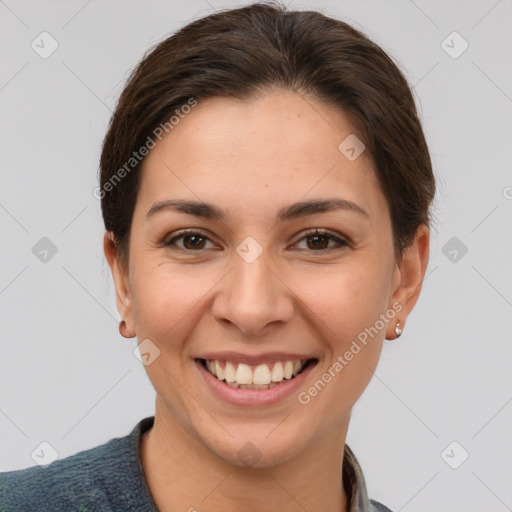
[205,359,307,385]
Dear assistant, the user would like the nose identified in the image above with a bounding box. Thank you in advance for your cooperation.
[211,247,295,337]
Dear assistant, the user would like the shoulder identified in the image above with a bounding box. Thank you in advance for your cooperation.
[369,499,395,512]
[0,431,130,512]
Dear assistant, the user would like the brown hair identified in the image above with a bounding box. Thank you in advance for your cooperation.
[99,1,435,268]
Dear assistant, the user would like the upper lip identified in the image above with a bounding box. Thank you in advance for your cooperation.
[195,351,317,365]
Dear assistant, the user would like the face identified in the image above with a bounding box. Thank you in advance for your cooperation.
[106,89,429,468]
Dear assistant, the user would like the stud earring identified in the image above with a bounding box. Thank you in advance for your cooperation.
[395,321,402,339]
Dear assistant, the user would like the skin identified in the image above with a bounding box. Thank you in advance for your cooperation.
[104,89,430,512]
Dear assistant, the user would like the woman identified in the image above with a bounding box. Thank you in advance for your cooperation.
[0,2,434,511]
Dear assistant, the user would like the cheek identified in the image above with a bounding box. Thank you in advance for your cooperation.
[131,265,215,347]
[291,260,390,343]
[293,265,388,422]
[134,265,193,343]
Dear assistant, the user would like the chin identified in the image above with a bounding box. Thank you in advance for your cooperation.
[197,423,307,469]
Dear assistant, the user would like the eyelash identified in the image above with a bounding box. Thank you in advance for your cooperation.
[164,228,350,252]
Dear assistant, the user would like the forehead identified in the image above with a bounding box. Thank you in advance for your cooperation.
[135,91,387,223]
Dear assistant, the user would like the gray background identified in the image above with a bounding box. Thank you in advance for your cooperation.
[1,0,511,510]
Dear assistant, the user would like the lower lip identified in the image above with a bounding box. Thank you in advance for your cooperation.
[195,359,317,406]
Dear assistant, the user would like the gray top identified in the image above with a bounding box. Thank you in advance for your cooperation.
[0,416,393,511]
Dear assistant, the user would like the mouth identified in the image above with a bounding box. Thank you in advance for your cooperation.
[196,357,318,390]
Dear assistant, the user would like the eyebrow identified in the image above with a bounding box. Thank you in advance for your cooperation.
[146,198,369,222]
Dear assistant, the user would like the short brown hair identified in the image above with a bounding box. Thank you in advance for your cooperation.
[99,1,436,268]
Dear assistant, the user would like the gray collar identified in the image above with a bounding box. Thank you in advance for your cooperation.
[344,445,392,511]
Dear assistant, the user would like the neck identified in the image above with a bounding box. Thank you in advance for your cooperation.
[140,400,350,512]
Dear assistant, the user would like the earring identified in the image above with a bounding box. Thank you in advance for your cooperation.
[395,321,402,339]
[119,320,131,338]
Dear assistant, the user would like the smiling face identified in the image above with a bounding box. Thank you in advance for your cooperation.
[105,89,429,468]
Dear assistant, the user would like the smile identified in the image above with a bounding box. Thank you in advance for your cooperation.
[198,358,316,390]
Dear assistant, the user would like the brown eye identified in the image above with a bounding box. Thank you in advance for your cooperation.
[294,229,349,251]
[182,234,206,250]
[165,230,214,251]
[306,233,330,250]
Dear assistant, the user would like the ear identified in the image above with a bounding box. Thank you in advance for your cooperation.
[386,224,430,339]
[103,231,135,337]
